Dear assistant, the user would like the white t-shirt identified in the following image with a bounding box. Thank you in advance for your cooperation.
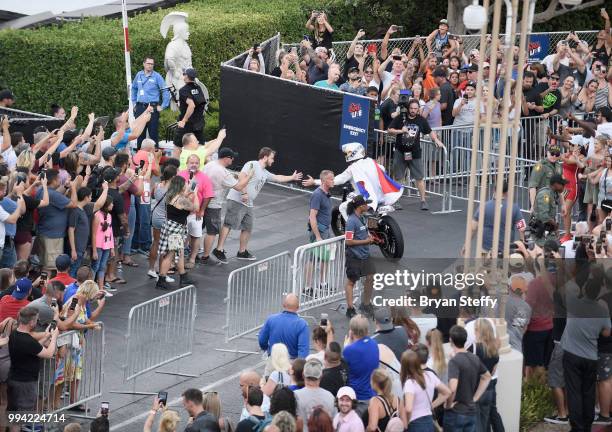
[226,160,274,208]
[571,134,595,158]
[202,160,238,209]
[411,315,438,344]
[452,98,477,126]
[306,350,325,363]
[381,71,405,92]
[597,122,612,139]
[1,147,16,170]
[269,370,291,386]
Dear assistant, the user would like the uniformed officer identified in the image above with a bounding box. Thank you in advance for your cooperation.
[528,144,563,210]
[130,56,170,148]
[175,68,207,158]
[532,174,568,246]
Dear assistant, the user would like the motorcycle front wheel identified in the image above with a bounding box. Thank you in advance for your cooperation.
[378,215,404,259]
[331,207,345,236]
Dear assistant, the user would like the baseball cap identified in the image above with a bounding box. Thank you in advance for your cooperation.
[549,72,560,79]
[102,146,117,160]
[0,89,15,101]
[432,67,447,78]
[465,80,477,89]
[337,386,357,400]
[509,253,525,270]
[13,278,32,300]
[348,66,360,74]
[183,68,197,79]
[103,167,119,183]
[439,19,449,26]
[601,199,612,212]
[373,307,394,331]
[483,62,491,68]
[218,147,238,159]
[350,194,372,208]
[303,359,323,379]
[550,173,568,186]
[55,254,71,272]
[33,131,48,145]
[63,129,79,145]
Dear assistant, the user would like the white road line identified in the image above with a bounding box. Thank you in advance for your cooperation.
[109,359,266,431]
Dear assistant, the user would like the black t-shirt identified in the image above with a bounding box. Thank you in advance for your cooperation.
[475,343,499,374]
[320,363,348,397]
[179,82,206,130]
[542,88,562,114]
[307,61,329,85]
[107,188,124,237]
[16,195,41,234]
[439,81,456,126]
[235,415,265,432]
[379,98,397,130]
[8,330,42,382]
[447,351,488,415]
[522,86,542,117]
[313,30,333,50]
[343,55,360,80]
[69,203,94,254]
[388,114,432,158]
[185,411,221,432]
[270,66,282,77]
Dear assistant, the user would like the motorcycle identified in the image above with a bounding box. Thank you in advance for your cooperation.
[331,186,404,260]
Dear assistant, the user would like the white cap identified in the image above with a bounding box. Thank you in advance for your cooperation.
[337,386,356,400]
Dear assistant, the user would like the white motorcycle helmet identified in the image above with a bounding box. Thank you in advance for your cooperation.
[342,142,366,163]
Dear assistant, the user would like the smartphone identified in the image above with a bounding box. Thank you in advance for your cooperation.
[253,44,259,52]
[190,181,197,192]
[527,238,535,251]
[135,166,141,175]
[39,169,46,180]
[189,171,194,180]
[596,240,603,254]
[101,401,109,416]
[51,298,58,308]
[606,218,611,231]
[48,320,57,332]
[367,43,377,54]
[40,271,48,282]
[392,55,402,61]
[463,93,469,100]
[320,313,328,327]
[69,297,78,311]
[559,246,565,258]
[396,25,404,32]
[601,230,607,241]
[158,391,168,406]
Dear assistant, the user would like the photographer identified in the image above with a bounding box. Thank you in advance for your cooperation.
[243,45,266,74]
[531,174,567,247]
[388,98,444,211]
[343,195,376,319]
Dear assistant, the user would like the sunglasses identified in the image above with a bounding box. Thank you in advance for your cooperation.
[365,70,373,74]
[550,151,561,157]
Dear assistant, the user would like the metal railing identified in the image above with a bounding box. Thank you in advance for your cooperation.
[122,285,197,382]
[36,323,105,416]
[223,252,293,342]
[293,235,347,313]
[282,30,598,72]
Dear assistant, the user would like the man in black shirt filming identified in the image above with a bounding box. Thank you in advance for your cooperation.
[174,68,207,158]
[388,96,444,211]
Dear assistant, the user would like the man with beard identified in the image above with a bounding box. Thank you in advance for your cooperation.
[215,147,303,261]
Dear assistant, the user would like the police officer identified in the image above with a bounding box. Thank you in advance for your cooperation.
[344,195,376,319]
[131,56,170,148]
[528,143,563,210]
[532,174,568,246]
[175,68,207,158]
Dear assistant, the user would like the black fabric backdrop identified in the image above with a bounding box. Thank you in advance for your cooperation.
[0,108,62,144]
[219,66,347,178]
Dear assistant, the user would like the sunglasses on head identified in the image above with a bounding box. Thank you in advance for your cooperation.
[550,151,561,157]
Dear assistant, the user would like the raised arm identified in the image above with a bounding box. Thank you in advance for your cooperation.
[347,29,366,59]
[1,116,10,152]
[381,26,397,60]
[203,128,226,158]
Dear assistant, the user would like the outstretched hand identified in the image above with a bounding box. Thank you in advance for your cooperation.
[302,175,315,187]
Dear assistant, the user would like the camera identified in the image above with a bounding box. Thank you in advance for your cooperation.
[398,89,412,108]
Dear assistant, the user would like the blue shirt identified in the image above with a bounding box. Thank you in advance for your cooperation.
[110,128,132,151]
[345,213,369,259]
[473,199,523,252]
[36,188,70,238]
[309,188,332,231]
[63,282,92,318]
[343,336,379,400]
[130,70,170,109]
[0,198,17,237]
[258,311,309,359]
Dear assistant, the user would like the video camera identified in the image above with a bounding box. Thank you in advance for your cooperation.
[398,89,412,109]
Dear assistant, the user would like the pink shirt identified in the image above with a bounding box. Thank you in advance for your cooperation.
[94,211,114,250]
[178,170,214,209]
[403,371,441,422]
[333,410,365,432]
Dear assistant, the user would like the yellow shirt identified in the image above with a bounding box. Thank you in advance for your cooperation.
[179,146,208,170]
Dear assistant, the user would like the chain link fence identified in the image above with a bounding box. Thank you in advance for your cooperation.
[282,31,598,72]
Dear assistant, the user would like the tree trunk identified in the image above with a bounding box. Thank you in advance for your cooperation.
[447,0,473,35]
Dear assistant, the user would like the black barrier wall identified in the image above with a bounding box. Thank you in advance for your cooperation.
[219,66,348,177]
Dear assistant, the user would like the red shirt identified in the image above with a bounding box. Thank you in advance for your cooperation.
[46,273,76,294]
[0,296,30,321]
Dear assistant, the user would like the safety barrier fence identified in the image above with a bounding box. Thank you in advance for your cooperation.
[282,30,598,72]
[36,323,105,418]
[111,285,197,395]
[224,237,348,342]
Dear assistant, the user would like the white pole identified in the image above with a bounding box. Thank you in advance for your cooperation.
[121,0,135,121]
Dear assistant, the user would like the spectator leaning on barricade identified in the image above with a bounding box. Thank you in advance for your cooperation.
[131,56,170,148]
[259,294,309,363]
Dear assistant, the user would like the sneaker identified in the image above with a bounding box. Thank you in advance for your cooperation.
[165,275,175,283]
[593,415,612,425]
[180,273,196,287]
[155,278,171,290]
[420,200,429,211]
[104,282,112,289]
[212,249,229,264]
[543,415,569,424]
[105,285,117,293]
[345,306,357,319]
[147,270,158,279]
[237,250,257,260]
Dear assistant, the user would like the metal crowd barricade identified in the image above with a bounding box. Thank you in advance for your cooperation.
[293,235,347,313]
[36,323,105,417]
[283,31,598,72]
[111,285,197,395]
[223,252,293,342]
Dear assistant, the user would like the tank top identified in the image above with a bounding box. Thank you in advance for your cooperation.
[595,83,609,109]
[434,32,449,55]
[593,43,610,66]
[562,156,579,185]
[375,396,398,432]
[94,211,114,250]
[166,203,190,225]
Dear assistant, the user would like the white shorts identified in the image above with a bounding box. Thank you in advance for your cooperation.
[186,214,203,238]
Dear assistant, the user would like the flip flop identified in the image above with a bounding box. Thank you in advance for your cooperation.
[106,277,126,284]
[123,261,139,267]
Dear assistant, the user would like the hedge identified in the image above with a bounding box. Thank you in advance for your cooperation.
[0,0,324,138]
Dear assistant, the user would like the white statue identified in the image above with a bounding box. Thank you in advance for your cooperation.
[161,12,192,110]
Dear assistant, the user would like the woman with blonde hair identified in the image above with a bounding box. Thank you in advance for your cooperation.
[425,329,448,383]
[262,343,291,396]
[473,318,502,432]
[144,396,180,432]
[203,391,233,432]
[270,410,297,432]
[367,368,399,432]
